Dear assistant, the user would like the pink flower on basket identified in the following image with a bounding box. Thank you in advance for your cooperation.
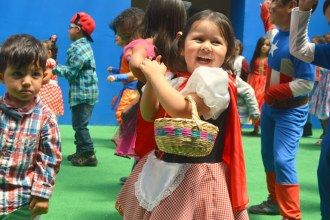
[200,131,208,139]
[181,128,192,137]
[163,126,176,136]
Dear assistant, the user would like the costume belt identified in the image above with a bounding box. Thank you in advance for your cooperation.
[272,96,308,109]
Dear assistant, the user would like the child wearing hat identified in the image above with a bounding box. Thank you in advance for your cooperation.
[53,12,99,166]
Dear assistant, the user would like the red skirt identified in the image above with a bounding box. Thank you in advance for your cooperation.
[116,153,248,220]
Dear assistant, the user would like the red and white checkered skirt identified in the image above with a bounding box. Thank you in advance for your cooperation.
[116,153,248,220]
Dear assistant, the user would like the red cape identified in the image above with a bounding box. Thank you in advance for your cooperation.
[223,74,249,210]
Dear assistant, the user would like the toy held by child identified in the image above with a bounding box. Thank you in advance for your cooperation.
[0,34,62,219]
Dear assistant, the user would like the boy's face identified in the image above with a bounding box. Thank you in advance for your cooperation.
[0,63,45,107]
[268,0,293,28]
[68,23,82,41]
[115,25,132,47]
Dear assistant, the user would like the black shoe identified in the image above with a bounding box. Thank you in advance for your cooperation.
[248,197,280,215]
[67,152,80,161]
[71,151,98,166]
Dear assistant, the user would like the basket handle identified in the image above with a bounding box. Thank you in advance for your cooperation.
[185,95,203,130]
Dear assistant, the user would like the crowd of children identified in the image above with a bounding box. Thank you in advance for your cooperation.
[1,0,330,219]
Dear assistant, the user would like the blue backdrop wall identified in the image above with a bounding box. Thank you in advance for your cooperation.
[0,0,131,126]
[0,0,328,127]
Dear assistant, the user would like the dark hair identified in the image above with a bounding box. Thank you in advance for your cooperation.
[250,36,269,71]
[143,0,186,65]
[110,7,145,43]
[324,0,330,14]
[0,34,47,73]
[43,35,58,60]
[235,39,243,55]
[168,9,235,73]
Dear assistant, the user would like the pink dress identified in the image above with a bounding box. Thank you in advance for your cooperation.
[114,39,156,158]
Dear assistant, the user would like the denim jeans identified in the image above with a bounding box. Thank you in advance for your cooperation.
[72,103,95,153]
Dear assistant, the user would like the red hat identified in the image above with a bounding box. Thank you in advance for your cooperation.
[70,12,95,42]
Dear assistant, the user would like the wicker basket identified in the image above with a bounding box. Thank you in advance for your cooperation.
[154,95,219,157]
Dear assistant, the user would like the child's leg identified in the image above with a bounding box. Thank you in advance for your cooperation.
[71,103,95,153]
[71,103,97,166]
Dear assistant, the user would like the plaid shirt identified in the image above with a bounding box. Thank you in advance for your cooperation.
[0,94,62,215]
[53,37,98,107]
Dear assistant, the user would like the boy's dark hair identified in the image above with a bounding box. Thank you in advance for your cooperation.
[168,9,235,73]
[250,36,269,71]
[43,35,58,61]
[0,34,48,73]
[143,0,187,66]
[110,7,145,43]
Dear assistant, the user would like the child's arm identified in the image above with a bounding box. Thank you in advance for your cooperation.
[140,81,160,121]
[130,43,149,83]
[140,58,219,120]
[42,58,57,84]
[290,6,330,69]
[236,76,260,121]
[29,196,49,218]
[289,6,316,63]
[52,46,86,81]
[260,0,277,41]
[140,57,205,120]
[31,116,62,211]
[129,40,156,84]
[107,73,131,83]
[107,66,120,74]
[43,68,53,84]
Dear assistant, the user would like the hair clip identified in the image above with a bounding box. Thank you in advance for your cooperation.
[176,31,183,37]
[50,35,57,42]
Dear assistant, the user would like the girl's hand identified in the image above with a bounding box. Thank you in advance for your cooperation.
[29,196,49,218]
[42,68,53,84]
[107,66,113,72]
[139,56,167,81]
[107,75,115,83]
[250,114,260,124]
[299,0,316,11]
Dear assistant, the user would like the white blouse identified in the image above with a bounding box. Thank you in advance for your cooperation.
[180,66,230,120]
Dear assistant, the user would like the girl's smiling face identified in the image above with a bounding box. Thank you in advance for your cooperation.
[183,19,228,74]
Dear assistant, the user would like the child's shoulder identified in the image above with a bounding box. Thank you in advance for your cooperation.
[34,99,58,123]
